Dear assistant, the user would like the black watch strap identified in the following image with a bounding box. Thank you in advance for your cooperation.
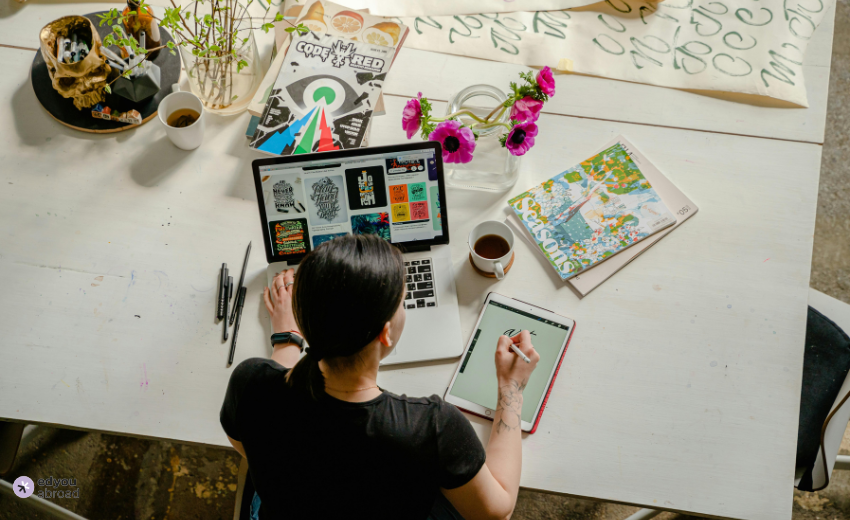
[271,332,304,351]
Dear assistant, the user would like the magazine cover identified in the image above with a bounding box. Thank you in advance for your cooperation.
[250,30,391,155]
[507,139,676,280]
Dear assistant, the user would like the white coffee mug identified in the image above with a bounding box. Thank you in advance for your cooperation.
[468,220,515,280]
[158,91,205,150]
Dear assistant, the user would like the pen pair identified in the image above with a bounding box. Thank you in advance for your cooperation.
[219,242,252,366]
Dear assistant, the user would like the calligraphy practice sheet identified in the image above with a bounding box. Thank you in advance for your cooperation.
[341,0,603,16]
[390,0,832,106]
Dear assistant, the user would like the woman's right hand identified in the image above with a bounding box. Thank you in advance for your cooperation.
[263,269,300,335]
[494,330,539,388]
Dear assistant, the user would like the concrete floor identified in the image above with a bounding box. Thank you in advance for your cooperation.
[2,0,849,517]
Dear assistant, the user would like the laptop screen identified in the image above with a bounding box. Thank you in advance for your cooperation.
[252,143,448,265]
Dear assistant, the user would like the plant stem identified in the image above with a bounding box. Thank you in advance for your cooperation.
[484,102,508,122]
[105,43,167,87]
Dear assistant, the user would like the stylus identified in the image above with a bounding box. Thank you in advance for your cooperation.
[228,287,247,366]
[509,344,531,364]
[229,242,252,325]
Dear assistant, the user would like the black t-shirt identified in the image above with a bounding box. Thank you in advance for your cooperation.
[220,358,486,519]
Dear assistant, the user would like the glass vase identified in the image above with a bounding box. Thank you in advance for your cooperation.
[178,12,262,115]
[444,84,520,192]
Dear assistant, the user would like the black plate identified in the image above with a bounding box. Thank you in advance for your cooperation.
[31,11,181,133]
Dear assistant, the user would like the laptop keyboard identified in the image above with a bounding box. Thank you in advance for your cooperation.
[404,259,436,310]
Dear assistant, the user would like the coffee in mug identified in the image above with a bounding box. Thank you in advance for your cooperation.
[474,234,511,259]
[468,221,515,280]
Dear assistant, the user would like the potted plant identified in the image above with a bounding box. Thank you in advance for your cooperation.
[99,0,308,114]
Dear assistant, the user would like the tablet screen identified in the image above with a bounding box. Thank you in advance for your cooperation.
[449,300,571,423]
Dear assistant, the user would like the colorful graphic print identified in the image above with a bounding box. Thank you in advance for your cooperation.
[391,203,410,222]
[351,212,391,241]
[508,142,675,280]
[312,232,348,248]
[307,175,348,224]
[269,219,311,258]
[386,157,426,174]
[344,166,387,210]
[430,185,442,232]
[389,184,408,204]
[410,201,429,221]
[408,182,427,202]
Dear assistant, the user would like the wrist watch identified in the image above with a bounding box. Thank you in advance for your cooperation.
[271,331,305,351]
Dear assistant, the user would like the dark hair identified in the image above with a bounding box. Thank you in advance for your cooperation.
[287,234,405,399]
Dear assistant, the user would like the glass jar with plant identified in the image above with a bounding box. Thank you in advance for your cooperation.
[98,0,309,114]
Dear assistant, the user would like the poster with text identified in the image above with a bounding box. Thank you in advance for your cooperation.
[307,175,348,225]
[345,166,388,210]
[269,219,311,259]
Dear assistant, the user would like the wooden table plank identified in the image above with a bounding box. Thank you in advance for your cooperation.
[0,0,835,143]
[0,44,819,519]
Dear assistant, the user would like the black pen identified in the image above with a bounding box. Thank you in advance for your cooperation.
[228,287,247,366]
[223,275,233,341]
[230,241,252,325]
[217,263,227,320]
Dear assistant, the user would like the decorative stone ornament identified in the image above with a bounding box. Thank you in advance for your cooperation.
[39,16,111,110]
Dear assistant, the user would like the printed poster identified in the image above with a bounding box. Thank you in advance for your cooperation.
[345,166,388,210]
[263,173,307,216]
[312,232,348,248]
[269,219,311,258]
[307,175,348,225]
[351,212,391,241]
[389,184,408,204]
[430,185,442,231]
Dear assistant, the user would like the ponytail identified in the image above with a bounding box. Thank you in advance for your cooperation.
[286,348,325,400]
[286,234,405,400]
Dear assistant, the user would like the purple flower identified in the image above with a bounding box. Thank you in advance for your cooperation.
[505,121,538,156]
[537,66,555,97]
[402,93,423,139]
[510,96,543,123]
[429,120,475,164]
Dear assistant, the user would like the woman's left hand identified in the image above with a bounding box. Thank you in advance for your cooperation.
[264,269,300,335]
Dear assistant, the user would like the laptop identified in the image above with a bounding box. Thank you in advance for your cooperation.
[251,142,464,365]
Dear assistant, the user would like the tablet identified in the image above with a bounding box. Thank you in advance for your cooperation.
[444,293,576,433]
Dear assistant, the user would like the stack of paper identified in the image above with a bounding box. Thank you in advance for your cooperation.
[507,136,698,296]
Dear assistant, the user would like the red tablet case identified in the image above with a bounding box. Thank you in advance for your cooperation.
[452,320,576,434]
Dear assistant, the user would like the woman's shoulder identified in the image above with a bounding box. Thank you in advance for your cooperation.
[382,392,462,418]
[229,358,290,389]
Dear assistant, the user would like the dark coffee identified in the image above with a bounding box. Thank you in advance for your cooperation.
[167,108,200,128]
[474,234,510,259]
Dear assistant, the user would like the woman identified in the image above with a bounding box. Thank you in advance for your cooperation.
[221,234,540,520]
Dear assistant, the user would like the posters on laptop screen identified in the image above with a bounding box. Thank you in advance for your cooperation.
[260,148,443,261]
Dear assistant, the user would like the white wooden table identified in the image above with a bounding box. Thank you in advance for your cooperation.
[0,2,834,519]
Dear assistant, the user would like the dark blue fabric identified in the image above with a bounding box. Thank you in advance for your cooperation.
[796,305,850,491]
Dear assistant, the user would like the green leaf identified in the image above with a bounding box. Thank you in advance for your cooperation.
[261,23,273,33]
[104,84,112,94]
[237,59,248,72]
[274,12,284,22]
[167,41,175,49]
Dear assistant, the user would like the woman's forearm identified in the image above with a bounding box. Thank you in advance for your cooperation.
[484,378,525,512]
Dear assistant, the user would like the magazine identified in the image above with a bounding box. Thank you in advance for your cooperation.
[249,30,391,156]
[247,0,408,118]
[507,137,676,281]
